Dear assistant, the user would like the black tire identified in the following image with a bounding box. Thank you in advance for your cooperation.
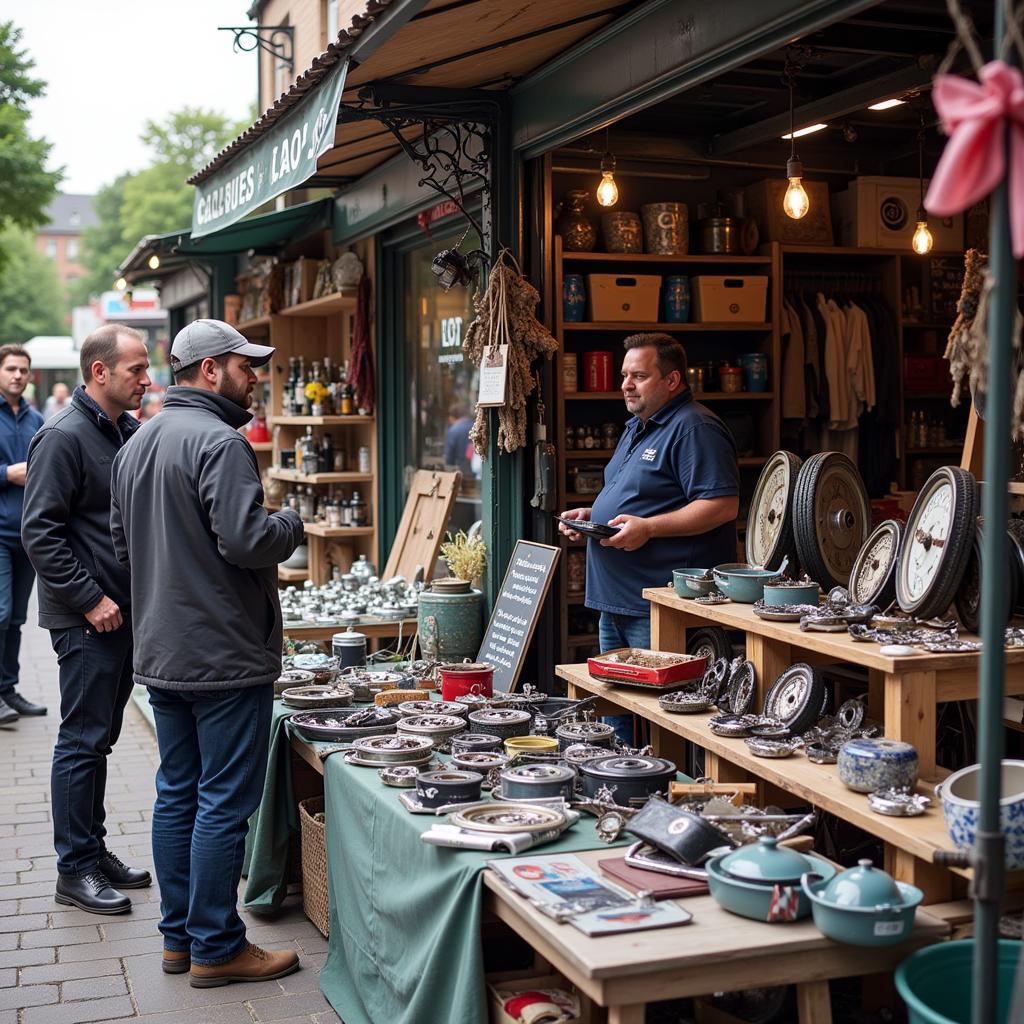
[746,451,803,571]
[954,528,1015,633]
[896,467,979,620]
[687,627,733,663]
[1008,522,1024,614]
[792,452,870,591]
[763,663,825,736]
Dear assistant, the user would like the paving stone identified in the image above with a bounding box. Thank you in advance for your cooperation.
[247,988,335,1021]
[61,973,129,1000]
[59,934,163,961]
[0,969,14,988]
[22,994,136,1024]
[0,881,56,900]
[0,948,55,969]
[0,935,17,952]
[21,925,99,949]
[0,913,45,933]
[16,898,55,915]
[0,903,18,918]
[295,933,329,955]
[0,982,58,1009]
[130,1004,255,1024]
[98,917,161,940]
[312,1012,342,1024]
[20,959,123,984]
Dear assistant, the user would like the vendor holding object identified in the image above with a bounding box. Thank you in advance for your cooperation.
[558,333,738,650]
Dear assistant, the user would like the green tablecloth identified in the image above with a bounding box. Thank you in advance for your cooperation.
[318,754,633,1024]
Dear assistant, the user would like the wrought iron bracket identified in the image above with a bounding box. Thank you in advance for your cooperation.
[339,84,505,258]
[218,25,294,71]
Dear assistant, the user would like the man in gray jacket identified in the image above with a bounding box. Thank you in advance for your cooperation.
[110,320,304,988]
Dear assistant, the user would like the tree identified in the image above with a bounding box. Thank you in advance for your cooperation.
[0,227,64,347]
[0,22,62,234]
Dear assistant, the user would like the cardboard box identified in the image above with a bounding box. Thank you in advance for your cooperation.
[832,176,964,250]
[487,970,589,1024]
[743,178,834,246]
[692,276,768,323]
[586,273,660,322]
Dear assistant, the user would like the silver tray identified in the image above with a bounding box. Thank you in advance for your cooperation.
[281,685,354,709]
[345,750,434,768]
[449,801,567,833]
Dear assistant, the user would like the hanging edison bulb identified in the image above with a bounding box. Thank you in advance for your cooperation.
[596,152,618,207]
[783,156,809,219]
[912,211,934,254]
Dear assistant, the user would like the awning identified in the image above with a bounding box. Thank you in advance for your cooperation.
[119,198,335,281]
[187,0,631,216]
[24,336,79,370]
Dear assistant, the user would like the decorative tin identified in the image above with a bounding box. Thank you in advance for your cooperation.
[451,732,503,754]
[555,190,597,251]
[500,763,576,802]
[838,738,919,794]
[396,700,468,719]
[739,352,768,392]
[641,202,688,255]
[582,351,613,392]
[601,211,643,253]
[331,631,367,670]
[504,735,559,757]
[451,750,507,774]
[563,743,611,769]
[448,802,567,834]
[578,754,675,801]
[415,770,483,808]
[562,352,578,393]
[396,713,467,748]
[350,734,434,764]
[275,669,316,696]
[467,707,532,741]
[280,685,354,710]
[555,720,616,751]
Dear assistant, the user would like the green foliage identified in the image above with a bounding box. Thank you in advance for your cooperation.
[0,22,62,234]
[0,227,64,347]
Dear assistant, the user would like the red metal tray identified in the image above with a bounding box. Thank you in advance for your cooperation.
[587,648,709,688]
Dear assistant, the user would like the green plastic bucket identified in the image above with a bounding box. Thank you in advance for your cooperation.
[895,939,1020,1023]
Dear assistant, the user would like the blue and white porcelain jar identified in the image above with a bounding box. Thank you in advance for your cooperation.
[837,738,919,794]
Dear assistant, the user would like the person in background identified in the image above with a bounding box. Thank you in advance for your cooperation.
[558,333,739,652]
[139,392,163,421]
[443,402,474,480]
[43,382,70,421]
[110,320,304,987]
[0,345,45,725]
[22,324,152,914]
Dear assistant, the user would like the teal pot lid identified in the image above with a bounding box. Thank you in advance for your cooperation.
[717,836,814,884]
[820,859,904,909]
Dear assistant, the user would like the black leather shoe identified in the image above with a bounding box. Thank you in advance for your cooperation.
[55,871,131,915]
[0,698,17,726]
[4,690,46,716]
[98,849,151,889]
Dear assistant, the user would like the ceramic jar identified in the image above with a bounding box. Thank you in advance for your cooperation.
[555,190,597,252]
[661,275,690,323]
[563,274,586,323]
[740,353,768,392]
[718,366,743,393]
[641,202,688,255]
[838,738,920,793]
[467,707,532,741]
[500,763,575,802]
[601,211,643,253]
[451,732,503,754]
[415,770,482,808]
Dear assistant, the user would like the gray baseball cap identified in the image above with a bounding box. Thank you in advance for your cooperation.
[170,319,275,373]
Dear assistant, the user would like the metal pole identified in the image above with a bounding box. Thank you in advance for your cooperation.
[973,2,1010,1019]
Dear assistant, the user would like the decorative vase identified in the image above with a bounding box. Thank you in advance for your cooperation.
[555,190,597,252]
[662,275,691,323]
[563,274,586,323]
[740,352,768,392]
[601,211,643,253]
[641,202,689,255]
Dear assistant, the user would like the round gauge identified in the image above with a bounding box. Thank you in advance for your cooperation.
[895,466,979,619]
[746,451,802,570]
[793,453,870,590]
[849,520,903,607]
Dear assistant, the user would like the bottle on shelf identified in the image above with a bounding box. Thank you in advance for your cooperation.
[285,358,299,417]
[319,432,334,474]
[298,486,315,523]
[300,426,316,474]
[350,490,369,527]
[340,491,353,526]
[293,357,306,417]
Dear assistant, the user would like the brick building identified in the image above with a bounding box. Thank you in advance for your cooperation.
[34,192,98,297]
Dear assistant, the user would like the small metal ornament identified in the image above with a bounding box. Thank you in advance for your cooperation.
[922,639,982,653]
[708,713,754,737]
[835,699,865,732]
[728,661,757,717]
[745,735,798,758]
[595,809,629,843]
[694,592,730,605]
[867,787,932,817]
[805,742,838,764]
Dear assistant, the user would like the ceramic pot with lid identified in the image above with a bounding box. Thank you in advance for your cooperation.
[396,713,466,748]
[332,631,367,670]
[802,859,923,946]
[415,770,483,808]
[578,754,675,801]
[438,662,494,701]
[451,732,503,754]
[837,738,919,794]
[500,763,576,802]
[555,720,616,751]
[467,707,532,741]
[762,579,820,606]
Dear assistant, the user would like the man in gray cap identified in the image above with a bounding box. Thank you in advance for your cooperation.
[111,320,305,988]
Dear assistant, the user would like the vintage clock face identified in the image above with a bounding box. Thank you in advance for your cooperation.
[747,451,801,570]
[895,466,978,620]
[849,520,902,607]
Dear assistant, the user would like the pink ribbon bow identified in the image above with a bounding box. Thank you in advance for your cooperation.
[925,60,1024,257]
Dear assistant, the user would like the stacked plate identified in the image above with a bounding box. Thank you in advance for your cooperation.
[281,685,354,710]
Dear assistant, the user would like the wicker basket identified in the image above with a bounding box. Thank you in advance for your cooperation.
[298,796,330,937]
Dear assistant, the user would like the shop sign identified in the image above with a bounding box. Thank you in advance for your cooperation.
[191,59,349,238]
[438,316,464,365]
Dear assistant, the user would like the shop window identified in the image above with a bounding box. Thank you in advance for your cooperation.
[404,232,481,534]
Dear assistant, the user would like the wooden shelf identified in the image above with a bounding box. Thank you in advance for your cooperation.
[563,252,771,265]
[302,524,375,538]
[1009,482,1024,495]
[269,469,373,485]
[268,415,374,426]
[564,322,771,332]
[739,456,769,467]
[247,441,274,452]
[236,316,271,333]
[279,292,357,317]
[906,446,963,456]
[278,565,309,582]
[564,391,623,401]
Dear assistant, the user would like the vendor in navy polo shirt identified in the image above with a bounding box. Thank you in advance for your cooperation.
[558,334,739,652]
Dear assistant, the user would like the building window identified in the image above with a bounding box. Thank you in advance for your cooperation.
[66,238,78,260]
[326,0,340,42]
[45,239,57,259]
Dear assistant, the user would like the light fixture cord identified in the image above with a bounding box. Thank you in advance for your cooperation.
[918,115,926,209]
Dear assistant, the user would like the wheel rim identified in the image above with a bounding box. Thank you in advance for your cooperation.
[747,451,800,569]
[849,520,902,606]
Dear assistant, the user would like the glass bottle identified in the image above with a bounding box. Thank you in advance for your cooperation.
[293,357,306,416]
[350,490,368,527]
[298,487,315,523]
[319,432,333,474]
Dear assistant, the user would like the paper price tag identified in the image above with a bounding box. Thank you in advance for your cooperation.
[874,920,904,937]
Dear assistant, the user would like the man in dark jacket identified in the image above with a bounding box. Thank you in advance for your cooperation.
[110,320,304,988]
[0,344,45,724]
[23,324,153,915]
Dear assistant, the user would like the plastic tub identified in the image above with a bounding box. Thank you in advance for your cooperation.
[895,939,1018,1023]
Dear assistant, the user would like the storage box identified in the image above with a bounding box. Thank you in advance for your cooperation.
[586,273,660,322]
[283,258,319,308]
[487,970,589,1024]
[743,178,834,245]
[832,176,964,250]
[692,276,768,323]
[298,796,329,937]
[903,355,947,392]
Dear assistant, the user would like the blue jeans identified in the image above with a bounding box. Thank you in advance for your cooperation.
[598,612,651,652]
[50,624,135,876]
[148,684,273,965]
[0,541,35,695]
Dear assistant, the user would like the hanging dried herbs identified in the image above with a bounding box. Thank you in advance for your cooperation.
[463,250,558,455]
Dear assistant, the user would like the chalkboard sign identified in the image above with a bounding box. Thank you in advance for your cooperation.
[928,256,963,322]
[477,541,561,693]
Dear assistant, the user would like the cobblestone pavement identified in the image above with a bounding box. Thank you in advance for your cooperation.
[0,598,339,1024]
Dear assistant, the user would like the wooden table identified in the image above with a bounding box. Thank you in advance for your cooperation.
[283,617,417,646]
[483,849,947,1024]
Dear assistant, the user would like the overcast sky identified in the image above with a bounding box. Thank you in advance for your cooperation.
[10,0,257,195]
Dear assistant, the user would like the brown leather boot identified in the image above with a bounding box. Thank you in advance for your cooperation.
[162,949,190,975]
[189,942,300,988]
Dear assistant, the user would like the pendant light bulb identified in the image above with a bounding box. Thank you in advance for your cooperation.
[783,157,809,220]
[912,211,934,255]
[596,152,618,207]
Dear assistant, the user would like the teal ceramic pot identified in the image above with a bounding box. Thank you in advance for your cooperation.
[712,562,786,603]
[417,584,483,663]
[803,859,923,947]
[672,568,714,597]
[706,837,836,922]
[762,580,820,606]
